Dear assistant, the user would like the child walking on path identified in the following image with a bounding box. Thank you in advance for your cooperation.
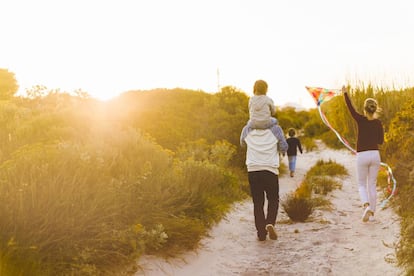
[286,128,303,177]
[342,85,384,222]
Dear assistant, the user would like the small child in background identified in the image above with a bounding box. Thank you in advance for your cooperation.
[247,80,278,129]
[286,128,303,177]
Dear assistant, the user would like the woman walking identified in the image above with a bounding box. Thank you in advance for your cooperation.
[343,86,384,222]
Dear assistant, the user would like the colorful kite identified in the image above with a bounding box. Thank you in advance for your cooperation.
[305,86,397,208]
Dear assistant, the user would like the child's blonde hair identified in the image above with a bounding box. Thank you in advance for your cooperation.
[253,80,268,95]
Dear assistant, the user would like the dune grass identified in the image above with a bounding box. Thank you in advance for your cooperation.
[0,128,246,275]
[282,158,347,222]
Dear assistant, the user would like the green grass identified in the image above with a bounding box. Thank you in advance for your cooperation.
[0,128,246,275]
[284,158,348,223]
[306,159,348,177]
[305,159,347,197]
[307,176,342,195]
[301,137,317,152]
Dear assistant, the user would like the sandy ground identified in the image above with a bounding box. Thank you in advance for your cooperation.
[136,141,402,276]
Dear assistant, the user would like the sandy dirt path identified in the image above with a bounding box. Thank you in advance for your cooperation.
[136,141,402,276]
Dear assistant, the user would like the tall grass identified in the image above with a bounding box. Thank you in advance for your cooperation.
[306,159,348,177]
[0,127,245,275]
[282,158,347,222]
[0,129,165,274]
[382,98,414,273]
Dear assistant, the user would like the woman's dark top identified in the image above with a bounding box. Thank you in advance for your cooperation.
[286,137,303,156]
[344,92,384,152]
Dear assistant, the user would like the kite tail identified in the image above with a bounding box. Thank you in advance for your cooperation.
[379,162,397,209]
[318,106,356,154]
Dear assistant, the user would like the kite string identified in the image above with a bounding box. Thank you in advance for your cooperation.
[318,106,356,153]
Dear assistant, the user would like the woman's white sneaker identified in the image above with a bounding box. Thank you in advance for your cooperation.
[362,206,374,222]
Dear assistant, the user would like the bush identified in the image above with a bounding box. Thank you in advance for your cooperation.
[294,180,312,198]
[300,136,317,152]
[284,158,346,224]
[282,192,314,222]
[0,128,173,275]
[308,176,342,195]
[311,196,333,210]
[306,159,348,177]
[319,130,344,149]
[397,210,414,272]
[0,127,246,275]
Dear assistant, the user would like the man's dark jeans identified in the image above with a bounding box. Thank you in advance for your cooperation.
[248,170,279,239]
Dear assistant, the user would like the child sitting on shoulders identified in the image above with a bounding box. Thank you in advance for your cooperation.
[247,79,278,129]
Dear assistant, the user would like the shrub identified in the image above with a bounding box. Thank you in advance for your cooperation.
[294,180,312,198]
[381,98,414,273]
[306,159,348,177]
[397,211,414,272]
[0,127,246,275]
[303,117,327,137]
[320,130,344,149]
[301,136,317,152]
[0,128,174,275]
[308,176,342,195]
[311,196,333,210]
[282,192,314,222]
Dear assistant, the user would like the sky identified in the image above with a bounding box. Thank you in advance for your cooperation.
[1,0,414,108]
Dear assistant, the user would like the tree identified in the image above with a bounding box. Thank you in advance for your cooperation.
[0,68,19,100]
[25,84,48,98]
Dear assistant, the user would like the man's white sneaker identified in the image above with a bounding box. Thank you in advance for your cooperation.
[266,224,278,240]
[362,206,374,222]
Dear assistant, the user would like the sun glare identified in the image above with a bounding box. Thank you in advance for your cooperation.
[2,1,414,109]
[89,92,118,102]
